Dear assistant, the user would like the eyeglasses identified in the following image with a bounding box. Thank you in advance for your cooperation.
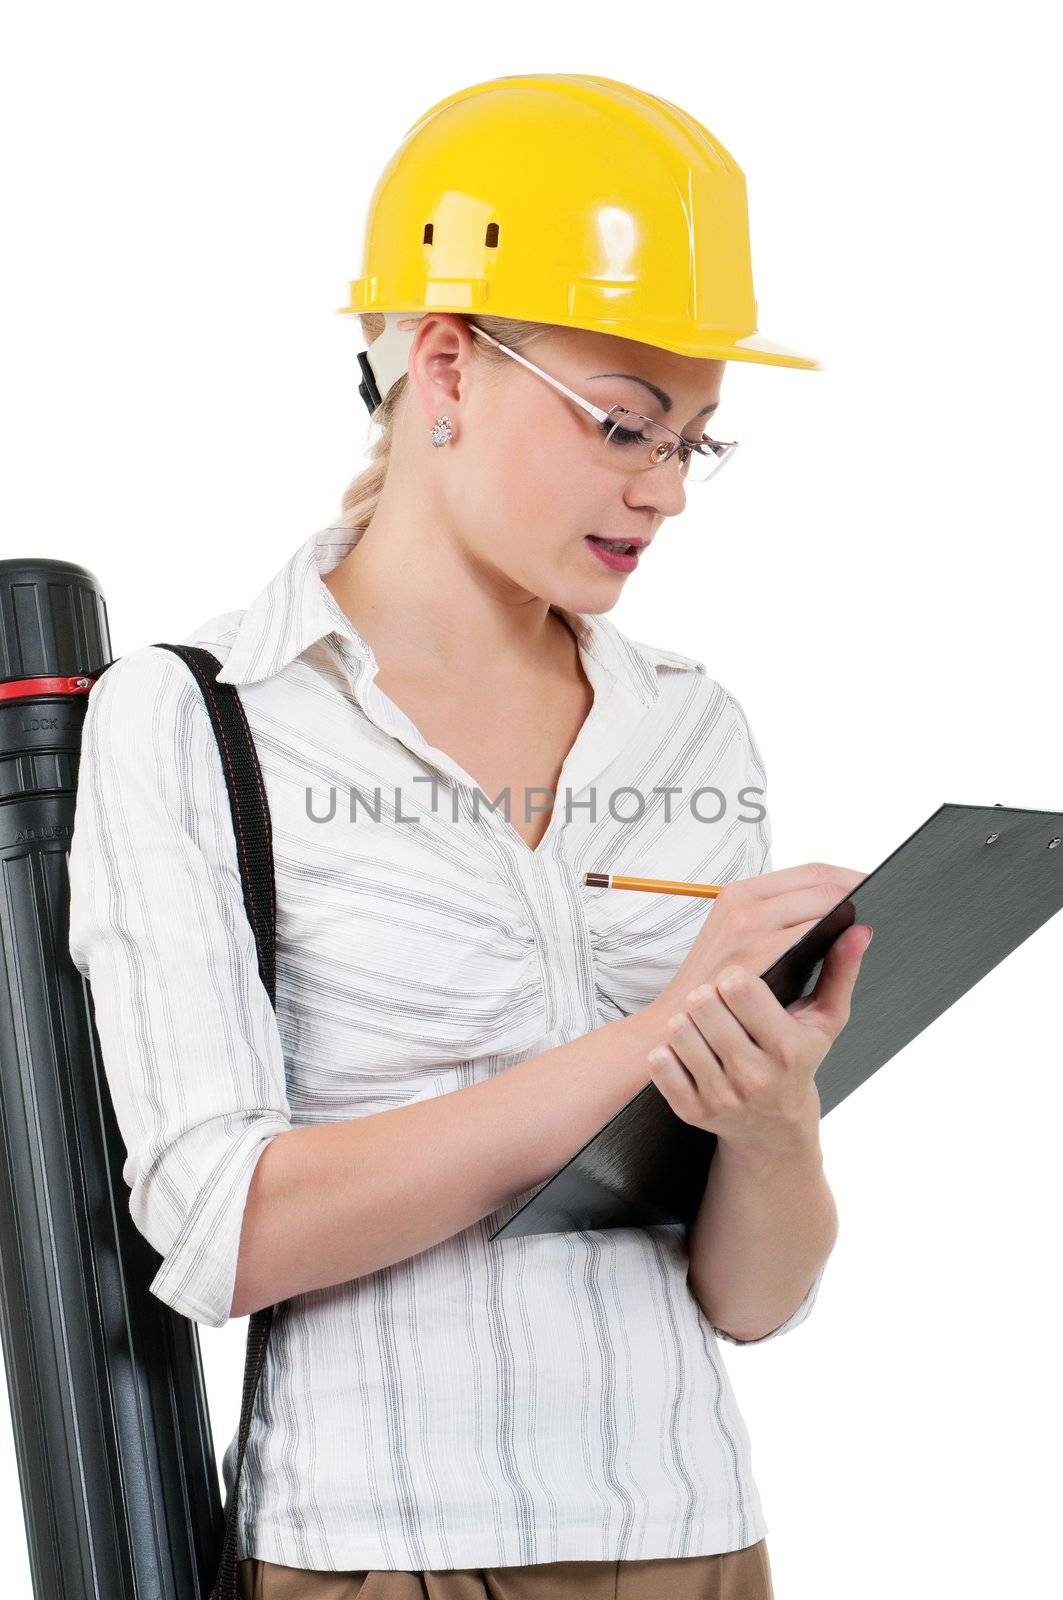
[467,322,739,484]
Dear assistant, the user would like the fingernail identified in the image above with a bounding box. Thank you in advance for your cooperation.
[864,926,874,947]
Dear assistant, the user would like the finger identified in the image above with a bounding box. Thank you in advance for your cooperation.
[691,965,800,1070]
[708,883,870,983]
[734,882,867,934]
[675,985,765,1080]
[725,861,869,906]
[648,1038,725,1123]
[744,900,865,985]
[802,923,872,1035]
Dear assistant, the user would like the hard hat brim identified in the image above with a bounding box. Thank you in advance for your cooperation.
[336,303,821,372]
[621,327,822,371]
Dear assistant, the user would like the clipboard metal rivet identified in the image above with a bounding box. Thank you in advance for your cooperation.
[985,833,1000,845]
[1049,837,1061,850]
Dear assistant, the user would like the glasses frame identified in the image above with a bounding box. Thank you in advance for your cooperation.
[466,322,739,482]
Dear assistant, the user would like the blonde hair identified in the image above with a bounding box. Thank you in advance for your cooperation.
[335,313,556,532]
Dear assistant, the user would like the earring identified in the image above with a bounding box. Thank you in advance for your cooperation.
[430,414,453,448]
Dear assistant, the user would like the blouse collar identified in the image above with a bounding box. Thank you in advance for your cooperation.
[215,523,705,708]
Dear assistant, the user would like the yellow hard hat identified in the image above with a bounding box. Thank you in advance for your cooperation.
[337,71,821,405]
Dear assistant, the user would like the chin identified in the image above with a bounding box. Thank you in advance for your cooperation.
[549,582,623,619]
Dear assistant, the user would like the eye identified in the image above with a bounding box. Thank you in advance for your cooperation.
[599,419,649,447]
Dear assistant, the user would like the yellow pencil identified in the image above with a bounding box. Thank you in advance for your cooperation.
[583,872,723,900]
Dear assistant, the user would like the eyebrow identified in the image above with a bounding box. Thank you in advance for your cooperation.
[586,373,719,419]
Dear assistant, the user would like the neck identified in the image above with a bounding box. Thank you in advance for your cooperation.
[322,497,570,687]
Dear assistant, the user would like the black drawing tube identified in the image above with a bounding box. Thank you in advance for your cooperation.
[0,557,223,1599]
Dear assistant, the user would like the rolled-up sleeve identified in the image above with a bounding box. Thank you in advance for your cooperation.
[711,1262,826,1345]
[67,645,292,1328]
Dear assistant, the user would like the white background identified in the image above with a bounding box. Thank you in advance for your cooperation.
[2,5,1060,1596]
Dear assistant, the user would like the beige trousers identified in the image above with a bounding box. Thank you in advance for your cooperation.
[237,1538,774,1599]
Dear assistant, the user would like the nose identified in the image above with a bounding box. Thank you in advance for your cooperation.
[623,454,688,518]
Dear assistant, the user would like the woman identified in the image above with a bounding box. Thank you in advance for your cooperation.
[67,74,870,1600]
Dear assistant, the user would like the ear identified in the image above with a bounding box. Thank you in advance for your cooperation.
[405,313,477,430]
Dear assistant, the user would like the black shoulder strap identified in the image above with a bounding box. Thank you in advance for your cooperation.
[145,644,278,1600]
[151,644,277,1007]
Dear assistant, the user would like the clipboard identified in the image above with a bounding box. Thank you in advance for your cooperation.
[489,802,1063,1241]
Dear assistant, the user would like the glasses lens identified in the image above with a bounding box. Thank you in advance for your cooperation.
[603,409,736,483]
[683,436,738,482]
[602,408,658,454]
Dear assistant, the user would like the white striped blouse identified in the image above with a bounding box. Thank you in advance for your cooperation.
[66,522,824,1573]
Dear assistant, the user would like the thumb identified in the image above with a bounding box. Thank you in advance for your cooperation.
[804,923,872,1034]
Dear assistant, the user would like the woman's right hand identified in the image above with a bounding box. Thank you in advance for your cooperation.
[652,861,869,1023]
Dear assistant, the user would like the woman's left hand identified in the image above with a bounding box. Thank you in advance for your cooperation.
[647,921,873,1149]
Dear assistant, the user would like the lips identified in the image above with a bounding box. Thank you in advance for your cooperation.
[586,536,642,554]
[584,536,641,573]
